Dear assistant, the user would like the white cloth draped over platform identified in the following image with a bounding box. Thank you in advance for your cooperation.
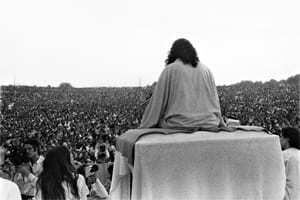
[110,130,285,200]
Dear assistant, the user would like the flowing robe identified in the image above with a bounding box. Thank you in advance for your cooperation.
[140,59,222,129]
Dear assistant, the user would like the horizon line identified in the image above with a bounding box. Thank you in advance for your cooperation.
[1,73,299,89]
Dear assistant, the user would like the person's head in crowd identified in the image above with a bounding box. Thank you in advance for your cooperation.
[0,133,6,147]
[165,38,199,67]
[273,123,281,135]
[102,134,108,143]
[0,133,6,166]
[36,145,79,200]
[24,139,40,163]
[62,141,68,148]
[77,164,88,179]
[280,127,300,150]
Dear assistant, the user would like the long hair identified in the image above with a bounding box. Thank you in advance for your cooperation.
[36,146,79,200]
[165,38,199,67]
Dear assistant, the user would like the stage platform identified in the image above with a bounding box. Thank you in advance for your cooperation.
[110,129,285,200]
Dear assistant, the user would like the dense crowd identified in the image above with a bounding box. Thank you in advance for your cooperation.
[0,85,153,197]
[0,74,299,197]
[218,75,299,134]
[0,85,152,161]
[0,75,299,157]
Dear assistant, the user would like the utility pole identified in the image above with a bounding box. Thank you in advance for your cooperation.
[138,77,141,87]
[14,73,16,96]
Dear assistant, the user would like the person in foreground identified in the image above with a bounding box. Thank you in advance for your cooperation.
[0,133,22,200]
[35,145,89,200]
[77,163,109,199]
[280,127,300,200]
[15,139,44,199]
[0,176,22,200]
[140,38,226,130]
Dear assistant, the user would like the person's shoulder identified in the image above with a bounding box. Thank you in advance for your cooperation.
[197,62,215,77]
[0,177,19,190]
[76,174,88,188]
[0,176,10,184]
[165,60,187,74]
[283,148,300,162]
[284,148,300,153]
[77,174,86,182]
[165,61,180,71]
[168,59,182,67]
[197,62,210,71]
[0,177,21,200]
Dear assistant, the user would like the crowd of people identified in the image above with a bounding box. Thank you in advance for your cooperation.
[0,85,153,199]
[0,73,299,199]
[218,76,299,134]
[0,85,152,159]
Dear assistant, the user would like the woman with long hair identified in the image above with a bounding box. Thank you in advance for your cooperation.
[35,146,89,200]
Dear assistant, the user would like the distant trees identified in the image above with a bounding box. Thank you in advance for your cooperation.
[286,74,299,85]
[265,79,278,87]
[235,74,299,87]
[59,82,73,89]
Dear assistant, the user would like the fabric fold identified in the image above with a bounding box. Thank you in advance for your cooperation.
[116,125,268,166]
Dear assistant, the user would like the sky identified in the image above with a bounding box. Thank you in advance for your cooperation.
[0,0,299,87]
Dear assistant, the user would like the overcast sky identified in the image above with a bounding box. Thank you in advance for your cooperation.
[0,0,299,87]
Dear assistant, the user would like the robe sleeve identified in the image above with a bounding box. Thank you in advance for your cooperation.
[140,67,171,128]
[208,68,221,113]
[205,67,225,126]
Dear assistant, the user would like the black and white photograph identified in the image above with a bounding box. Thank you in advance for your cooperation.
[0,0,299,200]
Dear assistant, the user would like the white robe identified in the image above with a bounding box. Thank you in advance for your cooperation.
[283,148,300,200]
[141,59,222,129]
[0,177,22,200]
